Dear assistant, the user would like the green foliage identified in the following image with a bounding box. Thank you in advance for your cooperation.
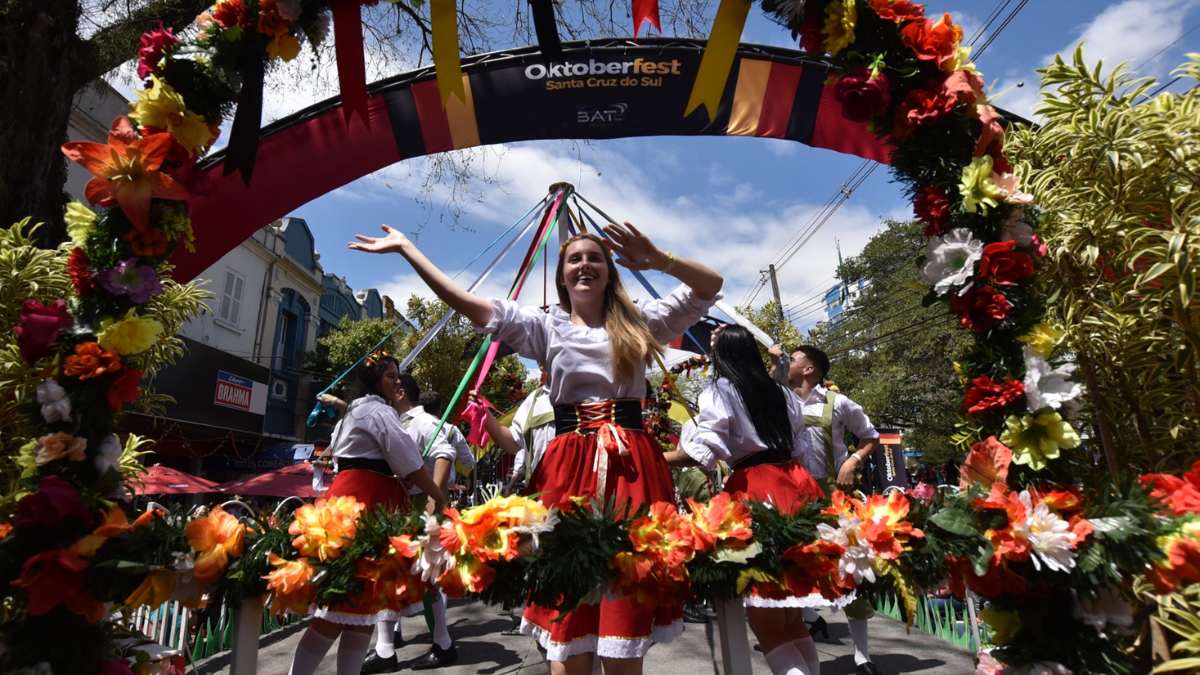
[522,501,632,612]
[1007,50,1200,475]
[306,317,406,397]
[809,220,972,465]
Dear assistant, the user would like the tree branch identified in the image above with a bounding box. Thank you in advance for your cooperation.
[80,0,211,84]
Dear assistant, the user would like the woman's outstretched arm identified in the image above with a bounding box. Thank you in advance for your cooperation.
[349,225,494,326]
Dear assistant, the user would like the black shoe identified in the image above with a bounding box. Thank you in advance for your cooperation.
[411,644,457,670]
[683,604,710,624]
[501,618,523,636]
[360,651,398,674]
[806,615,831,641]
[855,662,884,675]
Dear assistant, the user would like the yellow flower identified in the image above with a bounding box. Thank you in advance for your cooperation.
[980,606,1021,644]
[159,208,197,253]
[125,570,177,607]
[1019,322,1066,359]
[267,33,301,61]
[98,314,164,355]
[959,156,1004,214]
[64,202,97,246]
[822,0,857,55]
[1000,411,1081,471]
[289,496,365,561]
[950,45,978,75]
[129,75,215,156]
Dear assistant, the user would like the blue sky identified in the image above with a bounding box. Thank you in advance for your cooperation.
[110,0,1200,332]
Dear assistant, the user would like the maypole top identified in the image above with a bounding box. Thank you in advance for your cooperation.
[548,181,575,194]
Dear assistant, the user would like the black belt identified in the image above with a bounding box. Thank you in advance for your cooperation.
[732,446,793,471]
[553,399,644,436]
[337,457,394,476]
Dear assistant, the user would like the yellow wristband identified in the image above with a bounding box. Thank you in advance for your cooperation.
[662,250,678,273]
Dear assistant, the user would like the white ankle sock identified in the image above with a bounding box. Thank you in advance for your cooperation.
[374,619,396,658]
[848,618,871,665]
[336,629,372,675]
[288,627,335,675]
[431,592,452,650]
[792,636,820,675]
[764,642,812,675]
[801,608,820,623]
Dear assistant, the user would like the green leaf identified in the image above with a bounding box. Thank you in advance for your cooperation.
[930,507,978,537]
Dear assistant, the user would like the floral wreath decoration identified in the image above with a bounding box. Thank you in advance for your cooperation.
[0,0,1195,673]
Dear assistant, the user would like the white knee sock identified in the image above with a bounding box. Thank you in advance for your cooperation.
[288,627,335,675]
[374,619,396,658]
[848,619,871,665]
[336,629,373,675]
[431,592,452,650]
[764,641,812,675]
[792,636,820,675]
[801,607,819,623]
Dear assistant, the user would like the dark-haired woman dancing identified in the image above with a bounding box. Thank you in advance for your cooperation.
[664,325,826,675]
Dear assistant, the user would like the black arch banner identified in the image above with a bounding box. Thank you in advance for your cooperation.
[174,38,891,281]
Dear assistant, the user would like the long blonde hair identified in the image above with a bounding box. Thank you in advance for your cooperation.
[555,233,663,383]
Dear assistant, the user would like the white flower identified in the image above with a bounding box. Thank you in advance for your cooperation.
[1073,586,1134,635]
[511,510,560,552]
[1012,491,1077,573]
[413,514,454,583]
[36,379,71,424]
[818,515,877,584]
[1023,347,1082,411]
[1000,208,1035,247]
[95,434,122,476]
[921,229,983,295]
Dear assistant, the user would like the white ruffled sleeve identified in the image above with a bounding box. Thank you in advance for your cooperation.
[679,382,734,470]
[478,299,549,362]
[372,409,424,478]
[785,388,812,460]
[641,285,720,343]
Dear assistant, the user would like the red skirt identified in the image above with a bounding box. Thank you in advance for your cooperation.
[521,428,683,661]
[314,468,409,624]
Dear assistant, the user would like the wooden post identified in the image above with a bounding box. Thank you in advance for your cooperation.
[230,596,264,675]
[714,597,753,674]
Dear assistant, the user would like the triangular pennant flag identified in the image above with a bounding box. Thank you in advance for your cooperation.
[684,0,751,120]
[530,0,563,59]
[633,0,661,37]
[432,0,466,104]
[332,0,370,126]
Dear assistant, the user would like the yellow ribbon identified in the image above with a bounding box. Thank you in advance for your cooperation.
[431,0,466,105]
[684,0,752,120]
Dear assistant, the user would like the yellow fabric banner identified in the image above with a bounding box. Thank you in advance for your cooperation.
[685,0,752,120]
[431,0,466,105]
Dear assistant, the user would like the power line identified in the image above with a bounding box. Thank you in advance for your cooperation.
[1132,23,1200,73]
[968,0,1013,47]
[973,0,1029,58]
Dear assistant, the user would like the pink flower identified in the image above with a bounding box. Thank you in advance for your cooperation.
[136,22,178,80]
[909,481,935,502]
[14,299,71,364]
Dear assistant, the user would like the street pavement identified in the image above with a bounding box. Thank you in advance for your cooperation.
[199,600,975,674]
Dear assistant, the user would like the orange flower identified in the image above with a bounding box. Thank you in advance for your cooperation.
[62,342,122,381]
[960,436,1012,491]
[35,432,88,466]
[868,0,925,23]
[900,13,963,72]
[437,556,495,598]
[857,491,924,559]
[134,509,164,528]
[288,495,365,561]
[60,117,188,231]
[780,539,848,600]
[686,492,753,553]
[0,522,11,540]
[186,506,246,583]
[70,505,133,558]
[613,501,695,605]
[124,227,170,257]
[628,502,696,568]
[125,569,177,608]
[264,552,316,615]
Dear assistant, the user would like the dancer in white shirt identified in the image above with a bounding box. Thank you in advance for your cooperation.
[286,355,443,675]
[349,222,721,675]
[665,325,824,675]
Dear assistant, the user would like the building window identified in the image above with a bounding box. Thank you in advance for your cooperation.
[219,269,245,326]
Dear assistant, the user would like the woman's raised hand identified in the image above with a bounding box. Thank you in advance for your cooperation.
[603,221,667,271]
[348,224,411,254]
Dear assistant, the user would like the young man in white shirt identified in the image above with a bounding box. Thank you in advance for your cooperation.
[770,343,884,675]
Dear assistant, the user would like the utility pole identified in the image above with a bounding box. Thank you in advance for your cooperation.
[767,264,785,324]
[765,264,790,386]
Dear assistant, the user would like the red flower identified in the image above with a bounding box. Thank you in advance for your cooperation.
[949,285,1011,332]
[106,368,143,411]
[978,240,1034,286]
[893,86,957,138]
[211,0,249,29]
[1140,460,1200,516]
[962,374,1024,415]
[869,0,925,22]
[834,66,893,123]
[900,12,963,72]
[136,22,178,80]
[14,299,72,364]
[15,476,94,531]
[799,7,824,54]
[10,548,105,622]
[975,104,1010,172]
[946,555,1027,599]
[960,436,1012,490]
[68,247,95,295]
[914,184,951,236]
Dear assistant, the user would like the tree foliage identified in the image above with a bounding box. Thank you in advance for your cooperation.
[806,219,971,465]
[1007,50,1200,475]
[306,317,407,397]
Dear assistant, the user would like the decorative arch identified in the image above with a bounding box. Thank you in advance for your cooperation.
[172,38,959,281]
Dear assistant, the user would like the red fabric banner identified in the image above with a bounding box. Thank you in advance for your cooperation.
[333,0,370,127]
[633,0,661,37]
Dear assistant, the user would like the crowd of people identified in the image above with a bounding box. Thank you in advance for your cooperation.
[284,221,887,675]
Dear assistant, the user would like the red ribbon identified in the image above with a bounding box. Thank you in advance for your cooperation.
[333,0,370,127]
[632,0,661,37]
[461,397,493,447]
